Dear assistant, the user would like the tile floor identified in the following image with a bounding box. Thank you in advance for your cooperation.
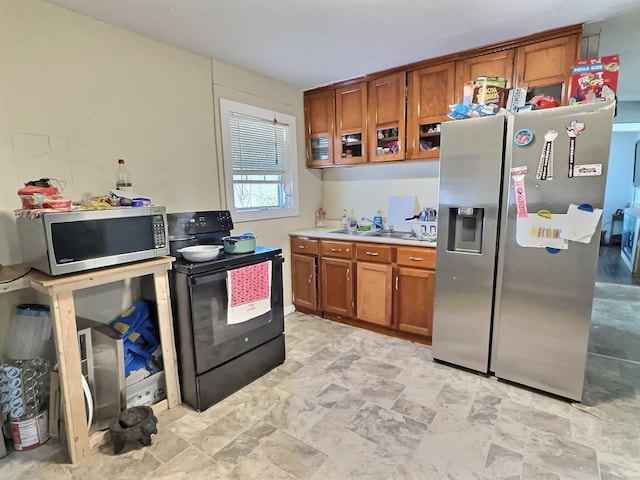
[2,312,640,479]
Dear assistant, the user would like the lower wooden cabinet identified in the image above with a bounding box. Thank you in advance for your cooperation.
[394,266,435,337]
[291,253,318,311]
[321,257,354,318]
[319,239,354,318]
[394,246,436,337]
[356,262,392,326]
[290,235,435,341]
[290,237,320,313]
[355,243,393,326]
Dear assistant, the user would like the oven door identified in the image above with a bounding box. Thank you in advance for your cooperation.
[187,256,284,374]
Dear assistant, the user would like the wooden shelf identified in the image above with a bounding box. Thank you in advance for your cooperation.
[0,257,181,464]
[419,132,441,138]
[0,264,31,293]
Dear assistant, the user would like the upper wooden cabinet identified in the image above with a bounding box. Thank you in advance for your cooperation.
[335,82,368,165]
[368,72,406,163]
[407,62,456,160]
[303,26,582,168]
[304,90,335,167]
[454,50,515,103]
[514,35,580,105]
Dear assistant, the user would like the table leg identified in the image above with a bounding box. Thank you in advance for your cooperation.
[152,271,181,408]
[49,289,89,463]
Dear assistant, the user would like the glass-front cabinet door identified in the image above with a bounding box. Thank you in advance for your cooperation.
[407,62,456,160]
[368,72,406,163]
[304,90,335,167]
[335,81,367,165]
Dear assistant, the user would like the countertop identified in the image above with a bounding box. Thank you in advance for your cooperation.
[289,226,436,248]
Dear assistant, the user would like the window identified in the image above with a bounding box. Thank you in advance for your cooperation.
[220,98,299,222]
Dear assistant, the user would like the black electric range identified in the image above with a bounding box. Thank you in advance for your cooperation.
[167,210,285,411]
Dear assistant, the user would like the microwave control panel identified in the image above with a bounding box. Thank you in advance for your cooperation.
[153,214,167,248]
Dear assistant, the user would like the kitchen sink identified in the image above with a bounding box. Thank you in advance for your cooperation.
[329,228,376,236]
[371,230,415,239]
[330,228,415,240]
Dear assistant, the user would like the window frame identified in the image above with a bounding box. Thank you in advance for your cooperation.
[219,98,299,222]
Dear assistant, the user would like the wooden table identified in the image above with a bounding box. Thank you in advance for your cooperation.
[0,257,181,463]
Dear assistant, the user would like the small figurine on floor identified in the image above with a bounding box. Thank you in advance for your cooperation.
[108,406,158,454]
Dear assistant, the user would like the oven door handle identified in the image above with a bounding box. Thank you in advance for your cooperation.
[190,270,227,286]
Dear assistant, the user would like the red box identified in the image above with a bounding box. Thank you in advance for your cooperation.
[17,186,59,209]
[568,54,620,105]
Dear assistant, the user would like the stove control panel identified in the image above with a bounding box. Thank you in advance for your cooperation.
[168,210,234,236]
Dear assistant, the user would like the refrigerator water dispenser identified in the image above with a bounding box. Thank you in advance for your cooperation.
[447,207,484,253]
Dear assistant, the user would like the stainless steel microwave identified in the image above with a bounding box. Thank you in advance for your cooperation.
[16,206,169,276]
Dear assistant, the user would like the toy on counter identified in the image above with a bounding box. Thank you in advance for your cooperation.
[569,54,619,105]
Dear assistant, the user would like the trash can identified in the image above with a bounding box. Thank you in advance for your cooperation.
[5,305,52,361]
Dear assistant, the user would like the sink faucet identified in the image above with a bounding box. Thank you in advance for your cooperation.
[361,217,383,229]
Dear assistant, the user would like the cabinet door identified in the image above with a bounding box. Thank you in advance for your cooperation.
[407,62,455,160]
[393,266,434,337]
[454,50,514,103]
[291,253,318,311]
[513,34,580,105]
[335,82,368,165]
[321,257,354,318]
[356,262,392,326]
[304,91,335,167]
[368,72,406,163]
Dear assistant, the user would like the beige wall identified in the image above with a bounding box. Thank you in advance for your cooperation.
[0,0,321,357]
[321,162,440,226]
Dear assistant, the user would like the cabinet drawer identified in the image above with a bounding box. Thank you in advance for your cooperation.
[320,240,354,259]
[356,243,393,263]
[290,237,319,255]
[396,247,435,269]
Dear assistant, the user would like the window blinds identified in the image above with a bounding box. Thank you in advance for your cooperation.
[229,113,287,173]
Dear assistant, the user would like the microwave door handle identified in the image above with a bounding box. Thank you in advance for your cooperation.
[190,271,228,286]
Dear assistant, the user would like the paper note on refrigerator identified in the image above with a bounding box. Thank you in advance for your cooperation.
[516,214,569,249]
[559,204,603,244]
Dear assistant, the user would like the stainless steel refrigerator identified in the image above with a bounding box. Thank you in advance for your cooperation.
[432,101,615,401]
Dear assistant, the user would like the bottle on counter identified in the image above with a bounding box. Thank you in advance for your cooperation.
[316,207,326,227]
[340,209,349,228]
[373,210,384,229]
[115,158,133,194]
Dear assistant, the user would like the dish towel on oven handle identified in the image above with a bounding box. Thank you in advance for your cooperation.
[226,260,272,325]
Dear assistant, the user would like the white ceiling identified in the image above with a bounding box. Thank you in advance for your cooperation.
[45,0,640,96]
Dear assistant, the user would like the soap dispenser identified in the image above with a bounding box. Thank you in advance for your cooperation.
[373,210,384,229]
[341,209,349,228]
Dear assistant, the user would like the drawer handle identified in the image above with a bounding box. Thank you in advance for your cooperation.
[365,251,379,256]
[298,245,307,249]
[408,256,423,261]
[331,248,342,252]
